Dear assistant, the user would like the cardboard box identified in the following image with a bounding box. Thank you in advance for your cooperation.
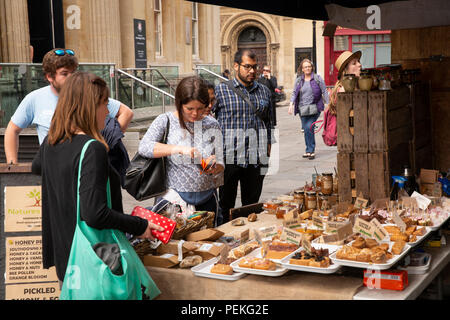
[420,169,439,184]
[420,182,442,197]
[185,228,224,242]
[193,242,225,260]
[363,270,408,291]
[143,253,180,268]
[156,240,200,256]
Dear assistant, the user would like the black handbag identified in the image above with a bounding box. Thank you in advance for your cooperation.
[123,115,170,201]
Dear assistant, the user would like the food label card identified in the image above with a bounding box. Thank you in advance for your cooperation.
[354,195,369,209]
[411,191,432,210]
[391,209,407,232]
[312,211,324,229]
[301,236,312,254]
[353,217,374,238]
[370,218,388,243]
[280,227,302,246]
[336,221,354,240]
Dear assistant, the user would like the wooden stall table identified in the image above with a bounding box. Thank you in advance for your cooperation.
[145,211,364,300]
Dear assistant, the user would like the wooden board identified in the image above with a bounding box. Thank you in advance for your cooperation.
[368,152,390,202]
[352,92,368,153]
[336,93,353,153]
[229,203,263,221]
[337,152,352,202]
[354,153,369,200]
[368,91,385,152]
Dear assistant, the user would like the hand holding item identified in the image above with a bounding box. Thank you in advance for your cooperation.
[175,145,200,159]
[138,221,165,240]
[288,102,294,115]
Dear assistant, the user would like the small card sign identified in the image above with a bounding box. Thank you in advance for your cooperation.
[258,226,278,240]
[391,209,407,232]
[411,191,432,210]
[301,235,312,254]
[240,228,250,244]
[337,221,354,240]
[326,220,346,234]
[280,227,303,246]
[370,218,388,243]
[353,217,374,238]
[312,211,324,229]
[354,194,369,209]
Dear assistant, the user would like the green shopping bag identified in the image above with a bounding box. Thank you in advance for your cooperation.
[60,139,160,300]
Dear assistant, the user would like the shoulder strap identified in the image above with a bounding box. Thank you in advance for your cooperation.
[76,139,111,224]
[162,114,170,143]
[225,80,259,115]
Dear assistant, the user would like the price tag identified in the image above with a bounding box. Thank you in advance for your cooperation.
[280,227,303,246]
[337,221,354,240]
[353,217,374,238]
[326,220,346,234]
[258,226,278,239]
[354,195,369,209]
[411,191,432,210]
[391,209,407,232]
[312,211,324,229]
[301,235,312,254]
[370,218,388,243]
[240,228,250,244]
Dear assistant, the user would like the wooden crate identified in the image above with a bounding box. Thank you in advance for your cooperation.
[338,151,390,203]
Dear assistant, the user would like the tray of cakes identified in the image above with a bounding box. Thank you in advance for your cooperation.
[330,236,411,270]
[191,241,260,281]
[230,248,289,277]
[280,244,341,274]
[191,256,246,281]
[382,224,432,247]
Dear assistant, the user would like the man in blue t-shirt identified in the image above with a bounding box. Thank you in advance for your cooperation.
[4,48,133,164]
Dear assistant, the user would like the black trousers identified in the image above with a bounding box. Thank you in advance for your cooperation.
[218,164,264,224]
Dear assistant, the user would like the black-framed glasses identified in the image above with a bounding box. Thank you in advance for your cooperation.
[239,64,259,71]
[263,69,271,72]
[54,49,75,56]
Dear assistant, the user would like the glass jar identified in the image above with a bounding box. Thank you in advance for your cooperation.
[276,206,289,219]
[305,191,317,210]
[263,199,282,214]
[358,70,373,91]
[293,188,305,207]
[315,175,322,193]
[321,173,333,195]
[341,73,357,92]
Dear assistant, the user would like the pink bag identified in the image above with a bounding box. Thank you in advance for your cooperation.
[322,109,337,146]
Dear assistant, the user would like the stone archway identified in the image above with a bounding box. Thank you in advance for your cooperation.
[221,12,280,77]
[237,26,267,68]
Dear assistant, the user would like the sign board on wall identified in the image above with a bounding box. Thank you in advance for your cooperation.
[4,186,42,232]
[134,19,147,68]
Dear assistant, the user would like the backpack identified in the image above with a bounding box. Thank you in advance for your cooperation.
[322,109,337,146]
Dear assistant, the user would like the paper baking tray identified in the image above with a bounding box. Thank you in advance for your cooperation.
[230,248,289,277]
[280,247,341,274]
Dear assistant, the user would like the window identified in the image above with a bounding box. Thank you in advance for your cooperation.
[192,2,199,57]
[154,0,162,57]
[352,33,391,68]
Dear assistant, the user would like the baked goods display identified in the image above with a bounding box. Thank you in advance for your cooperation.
[179,255,203,268]
[335,236,407,265]
[210,263,234,275]
[226,241,260,263]
[289,248,332,268]
[238,257,277,271]
[264,239,299,259]
[383,225,428,243]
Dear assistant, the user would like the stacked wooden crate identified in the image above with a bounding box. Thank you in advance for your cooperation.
[336,86,414,203]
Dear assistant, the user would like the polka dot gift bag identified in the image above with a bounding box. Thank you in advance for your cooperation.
[131,206,176,244]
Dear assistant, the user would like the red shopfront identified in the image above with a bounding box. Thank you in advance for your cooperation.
[324,26,392,86]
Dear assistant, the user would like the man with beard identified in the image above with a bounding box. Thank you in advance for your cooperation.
[213,49,271,225]
[4,48,133,164]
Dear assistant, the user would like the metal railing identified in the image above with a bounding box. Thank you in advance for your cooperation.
[115,68,175,113]
[194,67,228,86]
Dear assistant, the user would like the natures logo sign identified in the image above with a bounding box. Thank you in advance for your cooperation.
[4,186,42,232]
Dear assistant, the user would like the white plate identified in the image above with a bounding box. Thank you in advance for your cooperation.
[428,214,450,231]
[310,240,341,253]
[230,249,289,277]
[330,241,411,270]
[280,248,341,274]
[398,253,432,275]
[191,257,246,281]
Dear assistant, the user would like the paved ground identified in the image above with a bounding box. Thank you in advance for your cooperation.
[121,102,338,213]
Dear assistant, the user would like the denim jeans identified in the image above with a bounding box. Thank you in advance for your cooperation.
[300,113,320,154]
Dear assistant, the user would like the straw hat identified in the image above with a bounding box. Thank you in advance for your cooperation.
[335,50,362,78]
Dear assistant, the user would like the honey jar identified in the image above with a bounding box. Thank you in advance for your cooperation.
[293,188,305,206]
[321,173,333,195]
[276,206,289,219]
[263,199,282,214]
[333,176,339,194]
[305,191,317,210]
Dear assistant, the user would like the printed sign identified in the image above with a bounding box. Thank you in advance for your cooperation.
[370,218,388,243]
[5,282,60,300]
[391,209,407,232]
[353,217,374,238]
[4,186,42,232]
[5,236,59,284]
[280,227,302,246]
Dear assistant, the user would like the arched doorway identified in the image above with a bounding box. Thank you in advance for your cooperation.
[237,27,267,70]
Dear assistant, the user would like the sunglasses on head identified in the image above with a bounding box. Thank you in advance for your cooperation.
[54,49,75,56]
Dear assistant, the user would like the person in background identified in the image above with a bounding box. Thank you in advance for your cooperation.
[4,48,133,165]
[204,82,216,117]
[31,71,163,288]
[213,49,271,225]
[288,59,329,160]
[257,65,278,126]
[328,51,362,115]
[138,76,224,225]
[222,69,231,80]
